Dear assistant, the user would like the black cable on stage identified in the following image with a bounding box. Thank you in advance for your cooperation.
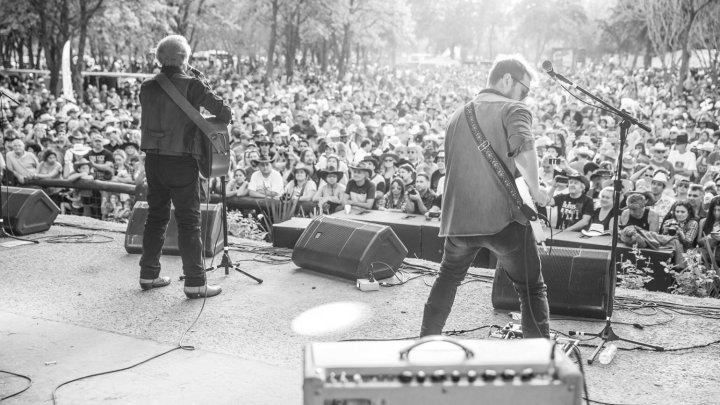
[0,369,32,400]
[53,222,127,234]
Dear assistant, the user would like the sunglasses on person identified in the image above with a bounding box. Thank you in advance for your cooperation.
[512,77,530,100]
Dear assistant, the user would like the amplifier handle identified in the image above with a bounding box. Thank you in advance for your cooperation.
[399,336,475,360]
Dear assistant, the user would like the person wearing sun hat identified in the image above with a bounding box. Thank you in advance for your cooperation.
[647,170,676,218]
[667,132,697,182]
[359,155,386,200]
[341,163,376,213]
[547,173,594,231]
[283,162,317,202]
[648,141,675,178]
[313,165,346,214]
[247,156,284,199]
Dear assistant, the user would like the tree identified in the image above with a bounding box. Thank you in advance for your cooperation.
[512,0,589,62]
[636,0,719,93]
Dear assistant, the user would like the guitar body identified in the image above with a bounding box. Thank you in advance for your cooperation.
[197,116,231,179]
[516,178,548,243]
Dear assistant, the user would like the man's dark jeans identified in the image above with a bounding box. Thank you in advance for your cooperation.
[421,222,550,338]
[139,154,205,287]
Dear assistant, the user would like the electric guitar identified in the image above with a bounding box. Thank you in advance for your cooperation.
[515,178,548,244]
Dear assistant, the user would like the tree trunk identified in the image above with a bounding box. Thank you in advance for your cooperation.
[337,22,352,79]
[264,0,279,86]
[320,39,328,74]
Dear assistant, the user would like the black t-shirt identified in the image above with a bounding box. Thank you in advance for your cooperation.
[86,148,114,180]
[553,193,594,229]
[344,179,376,203]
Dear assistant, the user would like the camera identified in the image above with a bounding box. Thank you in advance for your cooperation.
[548,158,561,165]
[428,211,440,218]
[667,228,677,236]
[408,188,418,195]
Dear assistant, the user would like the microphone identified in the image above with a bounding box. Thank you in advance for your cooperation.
[541,60,574,87]
[187,64,203,77]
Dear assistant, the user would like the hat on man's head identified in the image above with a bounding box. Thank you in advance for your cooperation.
[292,163,313,176]
[70,143,91,156]
[380,152,400,164]
[256,136,274,146]
[319,166,344,182]
[575,146,594,158]
[73,158,92,171]
[348,165,373,177]
[360,155,380,170]
[37,113,54,124]
[568,173,590,191]
[699,142,715,153]
[652,171,669,185]
[651,141,668,151]
[676,133,689,145]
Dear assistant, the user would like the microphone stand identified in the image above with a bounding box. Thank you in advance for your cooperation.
[544,66,664,363]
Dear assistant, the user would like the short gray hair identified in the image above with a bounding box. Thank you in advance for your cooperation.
[155,35,191,67]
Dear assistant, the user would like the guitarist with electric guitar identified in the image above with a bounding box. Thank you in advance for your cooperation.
[420,55,552,340]
[137,34,232,299]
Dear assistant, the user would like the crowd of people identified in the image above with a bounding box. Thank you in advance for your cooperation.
[1,58,720,267]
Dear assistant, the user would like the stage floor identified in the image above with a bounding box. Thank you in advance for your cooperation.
[1,215,719,405]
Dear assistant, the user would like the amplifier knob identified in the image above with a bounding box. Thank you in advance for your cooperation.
[450,370,461,383]
[520,368,535,381]
[467,370,478,383]
[399,371,413,383]
[501,369,516,381]
[431,370,447,382]
[416,371,427,383]
[481,369,497,382]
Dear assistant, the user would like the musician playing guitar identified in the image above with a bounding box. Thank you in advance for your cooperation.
[137,34,232,299]
[420,55,552,339]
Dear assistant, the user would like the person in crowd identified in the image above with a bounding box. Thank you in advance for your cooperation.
[248,157,284,199]
[405,172,435,215]
[687,184,707,219]
[283,163,317,202]
[397,163,416,189]
[589,186,617,231]
[430,150,446,193]
[313,166,345,214]
[380,178,407,212]
[648,142,676,179]
[380,151,399,182]
[226,168,249,198]
[698,196,720,270]
[341,164,376,213]
[660,201,699,254]
[619,192,661,232]
[667,133,697,182]
[35,149,64,205]
[137,34,231,298]
[548,174,594,231]
[5,138,39,184]
[674,178,691,202]
[420,55,551,340]
[359,156,385,201]
[256,135,274,161]
[648,170,676,218]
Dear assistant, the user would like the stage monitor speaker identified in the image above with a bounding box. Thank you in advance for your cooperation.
[124,201,224,258]
[1,186,59,235]
[292,216,408,280]
[491,246,611,319]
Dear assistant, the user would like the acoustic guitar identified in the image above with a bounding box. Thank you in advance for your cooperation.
[197,115,231,179]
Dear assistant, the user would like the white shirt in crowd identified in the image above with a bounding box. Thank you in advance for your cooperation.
[248,169,285,198]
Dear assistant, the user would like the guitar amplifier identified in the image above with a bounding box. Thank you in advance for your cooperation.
[303,337,582,405]
[492,246,611,319]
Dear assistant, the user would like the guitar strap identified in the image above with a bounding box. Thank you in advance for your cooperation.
[155,72,228,155]
[463,101,538,222]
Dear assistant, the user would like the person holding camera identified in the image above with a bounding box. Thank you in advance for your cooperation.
[660,201,699,251]
[405,173,435,215]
